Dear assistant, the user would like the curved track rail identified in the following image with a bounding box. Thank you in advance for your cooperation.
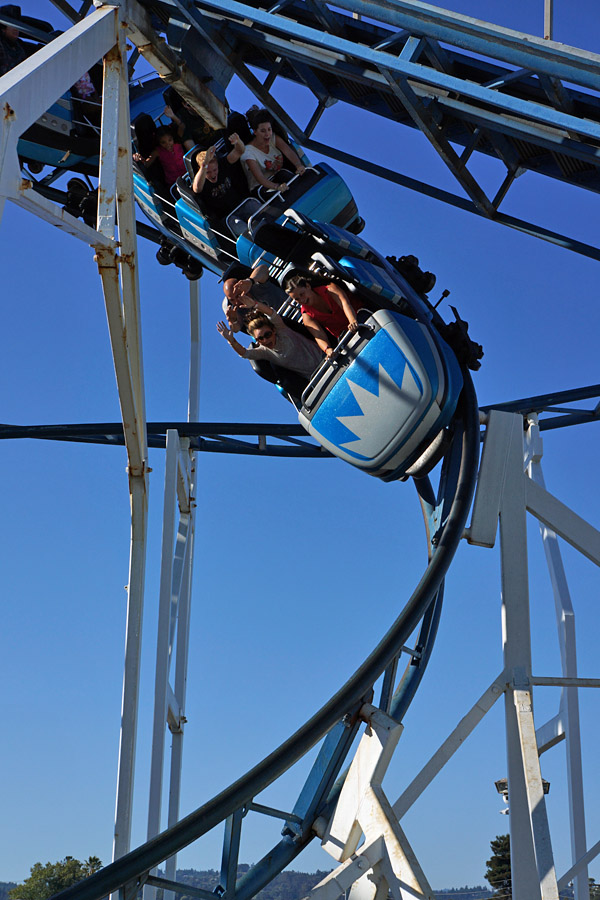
[48,372,479,900]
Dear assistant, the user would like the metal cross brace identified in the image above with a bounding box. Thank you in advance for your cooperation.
[314,703,435,900]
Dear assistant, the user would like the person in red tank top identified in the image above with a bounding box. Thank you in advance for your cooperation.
[283,272,360,357]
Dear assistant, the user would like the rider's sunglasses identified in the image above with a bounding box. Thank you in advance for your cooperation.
[255,329,274,342]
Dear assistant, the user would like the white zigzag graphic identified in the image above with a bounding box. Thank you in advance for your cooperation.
[337,362,422,457]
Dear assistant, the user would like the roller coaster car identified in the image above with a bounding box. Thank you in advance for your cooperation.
[133,154,361,277]
[5,10,101,176]
[17,60,102,176]
[247,212,480,481]
[131,88,362,276]
[298,311,463,481]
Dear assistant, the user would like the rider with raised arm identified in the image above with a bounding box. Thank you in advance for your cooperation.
[217,293,323,381]
[242,110,306,195]
[221,263,285,333]
[192,133,245,221]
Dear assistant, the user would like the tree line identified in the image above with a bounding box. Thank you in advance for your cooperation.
[5,841,600,900]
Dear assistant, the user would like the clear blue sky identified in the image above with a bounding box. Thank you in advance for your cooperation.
[1,0,599,892]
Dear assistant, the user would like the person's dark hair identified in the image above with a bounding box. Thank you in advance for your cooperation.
[156,124,176,142]
[246,107,287,139]
[248,108,273,131]
[283,272,312,294]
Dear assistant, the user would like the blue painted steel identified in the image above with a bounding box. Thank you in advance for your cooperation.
[298,139,600,261]
[145,876,215,900]
[161,0,600,255]
[329,0,600,92]
[302,311,463,480]
[220,809,243,893]
[186,0,600,141]
[335,257,410,306]
[17,90,100,173]
[289,719,359,827]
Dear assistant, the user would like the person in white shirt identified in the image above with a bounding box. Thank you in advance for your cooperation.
[241,109,306,194]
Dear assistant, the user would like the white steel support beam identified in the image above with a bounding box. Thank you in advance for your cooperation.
[165,464,195,892]
[147,430,181,857]
[113,473,148,860]
[316,704,434,900]
[525,478,600,565]
[512,676,558,900]
[91,9,149,866]
[558,839,600,894]
[526,422,589,900]
[492,413,546,900]
[0,6,118,228]
[476,412,556,900]
[146,280,200,898]
[392,673,507,818]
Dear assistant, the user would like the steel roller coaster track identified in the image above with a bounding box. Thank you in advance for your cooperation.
[3,382,596,900]
[1,382,598,453]
[37,372,478,900]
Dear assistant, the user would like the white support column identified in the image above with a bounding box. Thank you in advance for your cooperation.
[162,280,201,889]
[526,422,589,900]
[496,414,542,900]
[91,10,150,865]
[471,411,558,900]
[145,279,201,896]
[544,0,554,40]
[165,473,195,893]
[113,473,148,859]
[512,677,558,900]
[147,430,180,851]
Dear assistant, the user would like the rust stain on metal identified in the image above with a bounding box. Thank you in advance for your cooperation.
[98,186,116,206]
[118,146,127,158]
[3,101,15,121]
[104,44,121,64]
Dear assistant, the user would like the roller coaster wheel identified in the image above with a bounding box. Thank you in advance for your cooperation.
[169,246,190,269]
[184,260,203,280]
[156,244,172,266]
[63,178,89,219]
[347,215,365,234]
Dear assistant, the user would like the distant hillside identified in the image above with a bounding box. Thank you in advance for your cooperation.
[174,867,330,900]
[0,882,17,900]
[169,869,494,900]
[2,870,497,900]
[434,889,492,900]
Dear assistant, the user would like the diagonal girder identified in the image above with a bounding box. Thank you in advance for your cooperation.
[378,66,495,216]
[149,0,600,257]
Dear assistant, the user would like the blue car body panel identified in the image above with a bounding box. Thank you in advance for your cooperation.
[299,309,463,481]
